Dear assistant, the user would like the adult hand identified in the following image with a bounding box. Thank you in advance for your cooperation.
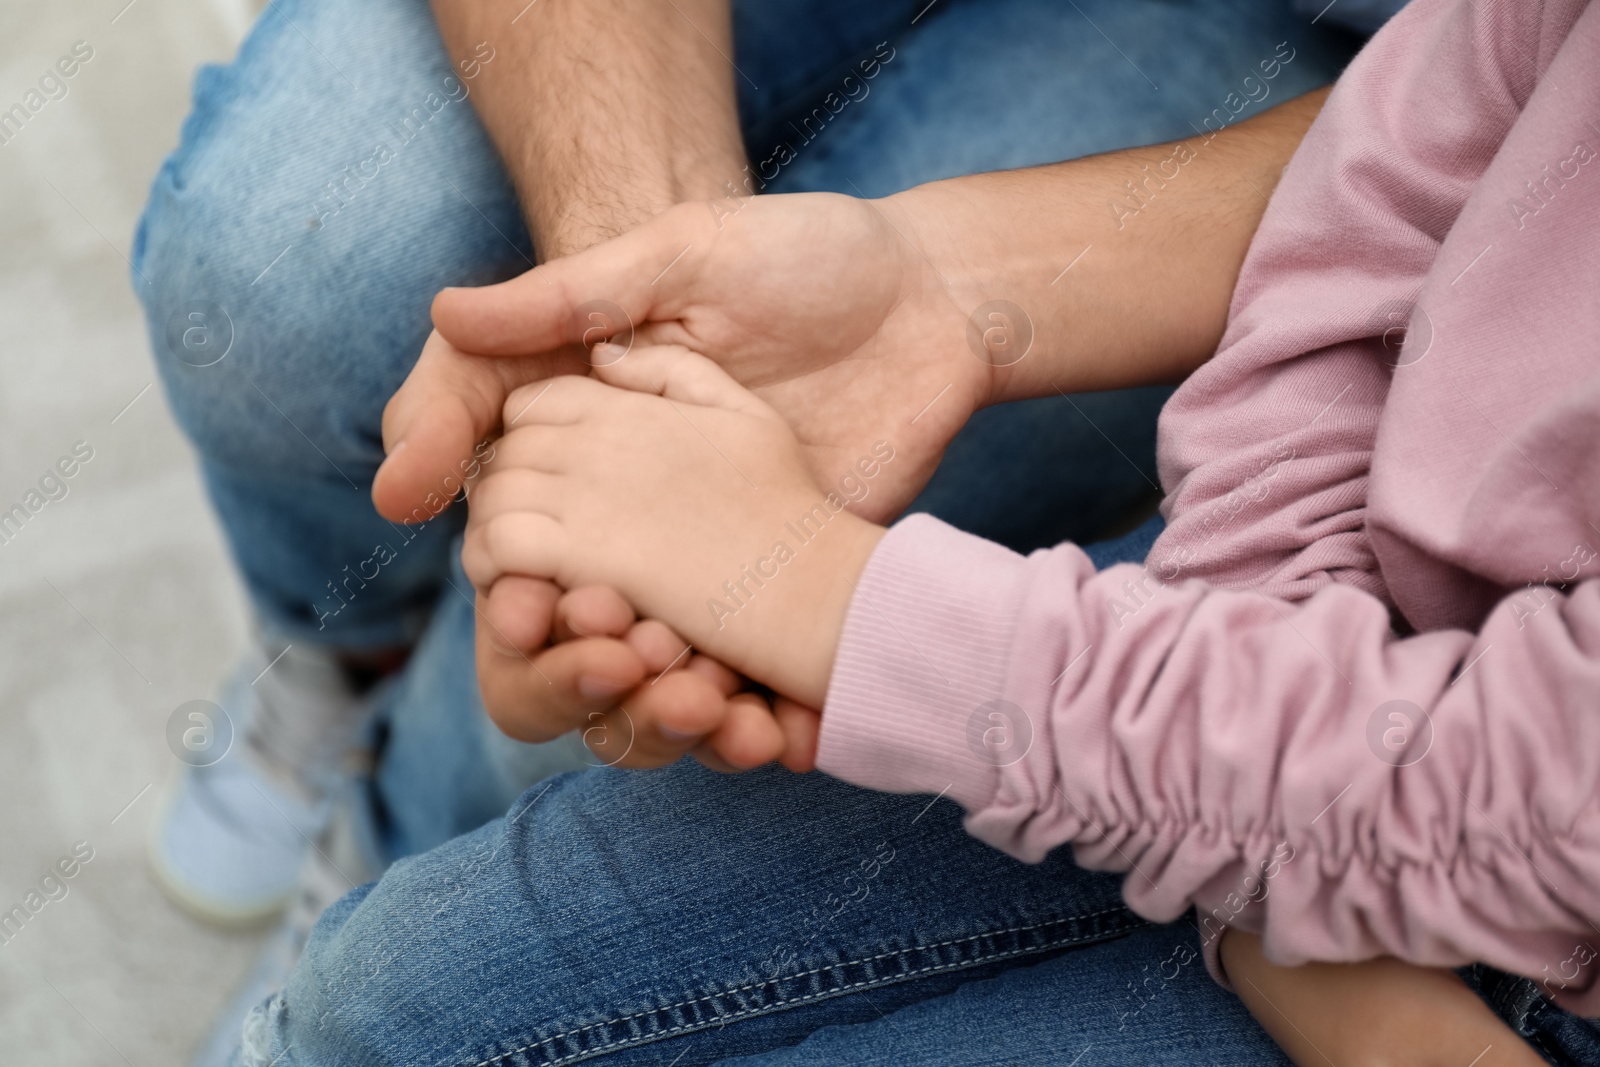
[373,190,991,528]
[478,577,820,772]
[374,193,987,765]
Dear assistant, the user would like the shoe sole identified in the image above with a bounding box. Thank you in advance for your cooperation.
[144,773,295,930]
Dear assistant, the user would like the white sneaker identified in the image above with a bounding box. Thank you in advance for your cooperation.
[147,637,376,926]
[188,789,381,1067]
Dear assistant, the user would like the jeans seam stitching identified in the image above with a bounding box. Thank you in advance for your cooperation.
[472,905,1138,1067]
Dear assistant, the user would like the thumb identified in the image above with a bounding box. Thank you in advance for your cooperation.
[592,343,773,418]
[372,330,574,522]
[371,330,495,521]
[432,205,705,357]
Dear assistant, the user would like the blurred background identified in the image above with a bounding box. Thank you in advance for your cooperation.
[0,0,262,1062]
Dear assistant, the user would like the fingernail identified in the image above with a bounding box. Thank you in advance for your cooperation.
[385,438,409,459]
[577,675,627,700]
[657,724,703,741]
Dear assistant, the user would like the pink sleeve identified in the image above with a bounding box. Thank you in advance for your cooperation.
[820,515,1600,1013]
[820,0,1600,1015]
[1149,0,1566,606]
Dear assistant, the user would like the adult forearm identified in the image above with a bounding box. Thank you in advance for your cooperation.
[431,0,748,258]
[895,87,1330,403]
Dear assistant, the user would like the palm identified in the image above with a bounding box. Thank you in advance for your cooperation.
[377,192,987,526]
[634,194,983,521]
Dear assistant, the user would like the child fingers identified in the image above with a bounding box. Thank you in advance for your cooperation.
[480,425,574,474]
[703,693,787,771]
[482,576,561,652]
[554,586,637,641]
[466,469,565,526]
[591,343,773,418]
[461,512,567,588]
[500,373,606,428]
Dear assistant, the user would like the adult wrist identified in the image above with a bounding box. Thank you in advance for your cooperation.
[874,187,1005,410]
[880,92,1332,408]
[526,149,749,261]
[880,181,1071,411]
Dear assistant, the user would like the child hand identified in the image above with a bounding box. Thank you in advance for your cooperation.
[477,576,821,771]
[464,342,878,713]
[1221,930,1544,1067]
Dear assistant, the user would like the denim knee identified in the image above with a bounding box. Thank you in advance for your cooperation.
[132,0,529,482]
[234,823,517,1066]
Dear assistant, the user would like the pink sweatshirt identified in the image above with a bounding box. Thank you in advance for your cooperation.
[819,0,1600,1013]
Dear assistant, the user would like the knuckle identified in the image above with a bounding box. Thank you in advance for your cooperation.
[473,473,515,518]
[503,385,541,420]
[459,540,492,587]
[482,513,524,561]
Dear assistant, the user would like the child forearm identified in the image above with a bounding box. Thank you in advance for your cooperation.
[1221,930,1544,1067]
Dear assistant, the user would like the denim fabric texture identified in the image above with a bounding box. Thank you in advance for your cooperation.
[1459,965,1600,1067]
[240,760,1294,1067]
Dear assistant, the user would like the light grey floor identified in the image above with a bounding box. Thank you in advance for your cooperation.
[0,1,265,1063]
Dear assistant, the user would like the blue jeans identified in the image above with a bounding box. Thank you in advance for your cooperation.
[248,732,1295,1067]
[132,0,1393,1063]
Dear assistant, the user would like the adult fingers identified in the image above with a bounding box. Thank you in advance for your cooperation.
[774,698,821,773]
[475,595,645,744]
[553,585,637,642]
[623,619,691,674]
[372,329,579,523]
[702,693,786,771]
[580,669,730,769]
[684,653,741,696]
